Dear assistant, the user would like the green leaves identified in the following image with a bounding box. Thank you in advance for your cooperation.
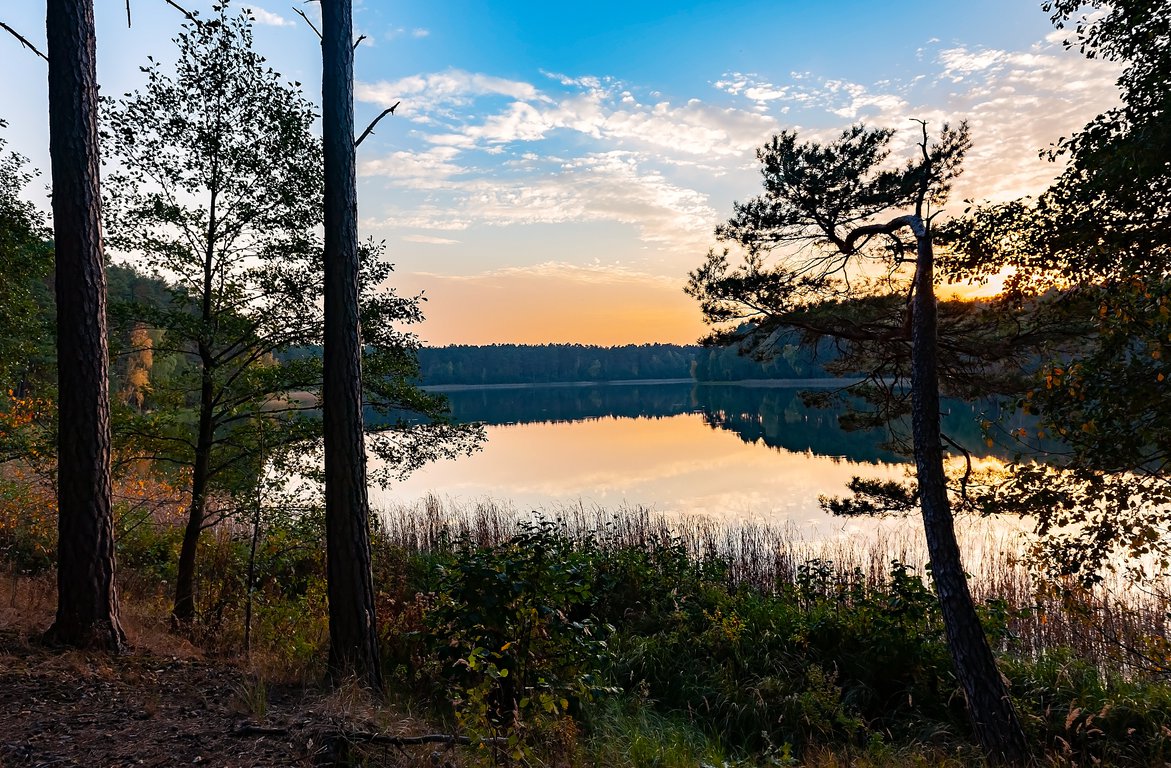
[100,1,480,513]
[0,121,54,401]
[939,1,1171,585]
[420,521,614,744]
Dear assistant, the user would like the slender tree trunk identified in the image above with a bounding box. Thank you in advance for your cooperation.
[910,221,1028,764]
[172,360,214,626]
[321,0,382,690]
[243,481,261,660]
[43,0,126,651]
[173,159,220,627]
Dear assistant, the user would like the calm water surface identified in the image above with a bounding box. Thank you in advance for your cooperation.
[371,381,1024,538]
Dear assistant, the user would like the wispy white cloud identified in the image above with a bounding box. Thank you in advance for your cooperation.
[384,26,432,40]
[714,38,1121,202]
[357,70,545,115]
[931,41,1121,201]
[464,151,718,246]
[245,6,293,27]
[365,207,472,232]
[418,261,680,289]
[359,146,466,189]
[365,150,718,250]
[354,72,777,253]
[360,70,775,161]
[353,32,1121,291]
[715,73,791,105]
[403,234,460,245]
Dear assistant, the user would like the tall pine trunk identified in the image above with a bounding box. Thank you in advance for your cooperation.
[44,0,126,651]
[910,221,1027,764]
[321,0,382,689]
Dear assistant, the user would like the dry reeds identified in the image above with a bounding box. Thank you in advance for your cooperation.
[375,494,1171,677]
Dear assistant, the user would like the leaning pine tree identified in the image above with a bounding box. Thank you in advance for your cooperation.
[686,121,1030,764]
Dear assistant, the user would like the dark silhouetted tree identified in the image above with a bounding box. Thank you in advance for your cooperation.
[942,0,1171,583]
[102,3,324,627]
[103,2,479,631]
[687,122,1030,763]
[43,0,126,651]
[321,0,381,689]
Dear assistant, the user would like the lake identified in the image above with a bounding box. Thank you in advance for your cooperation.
[371,381,1029,538]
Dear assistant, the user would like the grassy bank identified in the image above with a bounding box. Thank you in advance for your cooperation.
[5,471,1171,765]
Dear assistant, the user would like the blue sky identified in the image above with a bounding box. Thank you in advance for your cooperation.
[1,1,1121,344]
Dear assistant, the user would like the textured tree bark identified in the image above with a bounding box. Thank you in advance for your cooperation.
[321,0,383,689]
[909,221,1028,764]
[43,0,127,651]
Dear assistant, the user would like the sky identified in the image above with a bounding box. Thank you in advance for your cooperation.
[0,1,1123,345]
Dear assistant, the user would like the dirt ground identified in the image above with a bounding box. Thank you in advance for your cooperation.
[0,580,460,768]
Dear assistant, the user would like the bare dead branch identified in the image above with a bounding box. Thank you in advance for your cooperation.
[0,21,48,62]
[913,118,931,218]
[232,724,289,737]
[338,730,505,747]
[161,0,199,23]
[352,33,366,50]
[355,102,399,147]
[941,432,974,507]
[292,7,321,39]
[126,0,132,27]
[230,724,506,748]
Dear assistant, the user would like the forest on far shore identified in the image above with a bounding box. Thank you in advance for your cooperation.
[279,339,840,385]
[413,340,836,385]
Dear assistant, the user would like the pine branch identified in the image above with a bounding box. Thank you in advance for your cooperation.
[161,0,199,24]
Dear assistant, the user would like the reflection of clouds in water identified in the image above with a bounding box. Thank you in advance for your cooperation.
[372,413,908,530]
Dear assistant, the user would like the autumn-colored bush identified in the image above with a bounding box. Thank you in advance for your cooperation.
[0,463,56,574]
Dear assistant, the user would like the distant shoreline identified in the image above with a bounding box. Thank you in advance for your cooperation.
[420,377,862,392]
[697,377,864,388]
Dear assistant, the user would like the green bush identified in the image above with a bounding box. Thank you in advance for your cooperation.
[420,521,614,750]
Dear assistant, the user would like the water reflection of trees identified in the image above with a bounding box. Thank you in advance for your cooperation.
[439,382,697,426]
[432,382,1039,465]
[697,386,1039,464]
[694,385,902,463]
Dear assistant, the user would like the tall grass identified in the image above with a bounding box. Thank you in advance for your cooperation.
[377,493,1171,677]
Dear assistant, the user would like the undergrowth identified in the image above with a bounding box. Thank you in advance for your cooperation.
[6,480,1171,766]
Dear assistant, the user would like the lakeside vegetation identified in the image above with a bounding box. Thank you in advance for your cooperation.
[7,490,1171,765]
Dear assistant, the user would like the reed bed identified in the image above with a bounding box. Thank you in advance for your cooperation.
[377,494,1171,677]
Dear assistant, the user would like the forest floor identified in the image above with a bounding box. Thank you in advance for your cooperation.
[0,579,459,768]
